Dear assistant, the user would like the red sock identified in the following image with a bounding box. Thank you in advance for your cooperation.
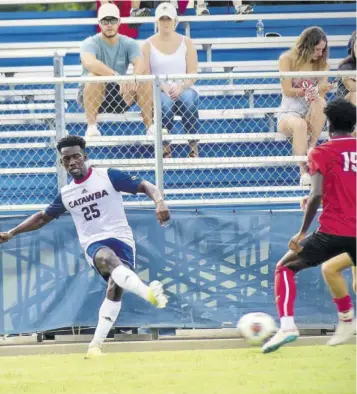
[275,265,296,318]
[333,295,353,313]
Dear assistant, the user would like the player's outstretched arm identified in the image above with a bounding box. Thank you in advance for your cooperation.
[137,181,170,225]
[0,211,54,244]
[299,172,323,234]
[289,172,323,253]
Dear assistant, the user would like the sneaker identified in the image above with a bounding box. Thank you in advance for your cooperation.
[262,327,300,354]
[300,172,312,187]
[128,8,151,28]
[196,4,210,16]
[327,312,356,346]
[84,346,103,359]
[85,124,101,137]
[147,280,168,309]
[146,124,155,136]
[146,126,169,137]
[236,4,254,14]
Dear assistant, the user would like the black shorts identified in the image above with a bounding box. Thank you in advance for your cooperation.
[298,231,356,267]
[99,82,132,114]
[77,82,131,114]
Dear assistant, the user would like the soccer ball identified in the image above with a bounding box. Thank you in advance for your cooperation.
[237,312,277,345]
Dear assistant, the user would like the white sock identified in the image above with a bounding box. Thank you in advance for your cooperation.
[90,298,122,348]
[338,309,354,322]
[280,316,296,331]
[111,265,150,301]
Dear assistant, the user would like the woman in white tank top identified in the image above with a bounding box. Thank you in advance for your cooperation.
[142,2,199,157]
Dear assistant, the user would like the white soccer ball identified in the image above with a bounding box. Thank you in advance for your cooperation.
[237,312,277,345]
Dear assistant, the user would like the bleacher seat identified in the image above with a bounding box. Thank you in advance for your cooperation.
[0,3,355,210]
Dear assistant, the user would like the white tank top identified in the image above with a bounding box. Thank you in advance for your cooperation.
[149,35,187,84]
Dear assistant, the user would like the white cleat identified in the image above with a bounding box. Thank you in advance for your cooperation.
[327,319,356,346]
[84,346,103,359]
[85,124,101,137]
[148,280,168,309]
[146,124,155,136]
[262,327,300,354]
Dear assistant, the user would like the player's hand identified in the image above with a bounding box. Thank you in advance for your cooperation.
[0,232,13,244]
[155,200,170,226]
[300,196,309,212]
[288,232,306,254]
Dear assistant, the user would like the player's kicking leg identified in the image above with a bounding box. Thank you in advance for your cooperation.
[322,253,356,346]
[263,232,355,354]
[94,246,168,308]
[85,245,168,359]
[262,250,302,354]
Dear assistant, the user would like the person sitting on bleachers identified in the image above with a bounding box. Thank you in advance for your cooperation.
[142,2,199,158]
[277,26,331,186]
[337,31,356,106]
[77,3,154,137]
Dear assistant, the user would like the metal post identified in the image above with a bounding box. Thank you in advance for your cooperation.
[184,21,191,37]
[54,53,67,190]
[153,77,164,194]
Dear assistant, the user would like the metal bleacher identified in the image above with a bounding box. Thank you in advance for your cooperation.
[0,2,355,210]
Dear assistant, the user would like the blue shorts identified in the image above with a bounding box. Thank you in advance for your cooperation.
[86,238,135,276]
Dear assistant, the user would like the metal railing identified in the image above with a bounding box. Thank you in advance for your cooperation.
[0,62,355,211]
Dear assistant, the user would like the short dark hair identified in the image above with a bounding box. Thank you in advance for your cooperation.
[56,135,86,152]
[324,98,356,133]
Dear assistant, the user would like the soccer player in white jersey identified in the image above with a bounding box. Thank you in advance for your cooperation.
[0,135,170,359]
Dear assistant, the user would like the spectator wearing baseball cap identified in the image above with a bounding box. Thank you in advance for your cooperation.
[142,2,200,158]
[96,1,138,39]
[78,3,154,137]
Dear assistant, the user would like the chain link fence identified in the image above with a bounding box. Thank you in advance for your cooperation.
[0,69,355,211]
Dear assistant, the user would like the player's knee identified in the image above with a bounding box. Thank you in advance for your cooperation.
[321,262,334,278]
[276,261,303,274]
[95,248,118,272]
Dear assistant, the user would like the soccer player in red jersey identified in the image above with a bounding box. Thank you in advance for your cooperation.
[263,98,356,353]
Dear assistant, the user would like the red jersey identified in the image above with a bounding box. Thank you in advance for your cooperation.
[308,136,356,237]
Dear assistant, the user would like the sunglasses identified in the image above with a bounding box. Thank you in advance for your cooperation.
[100,17,119,25]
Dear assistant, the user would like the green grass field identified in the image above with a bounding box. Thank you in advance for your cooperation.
[0,345,355,394]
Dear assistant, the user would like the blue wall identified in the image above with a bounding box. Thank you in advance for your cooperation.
[0,207,353,334]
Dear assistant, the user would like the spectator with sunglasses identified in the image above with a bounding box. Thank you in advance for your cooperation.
[96,1,138,39]
[78,3,154,137]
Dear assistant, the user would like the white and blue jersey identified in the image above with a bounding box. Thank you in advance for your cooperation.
[45,167,142,270]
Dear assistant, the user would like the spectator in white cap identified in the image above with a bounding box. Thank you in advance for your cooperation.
[78,3,154,137]
[142,2,199,158]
